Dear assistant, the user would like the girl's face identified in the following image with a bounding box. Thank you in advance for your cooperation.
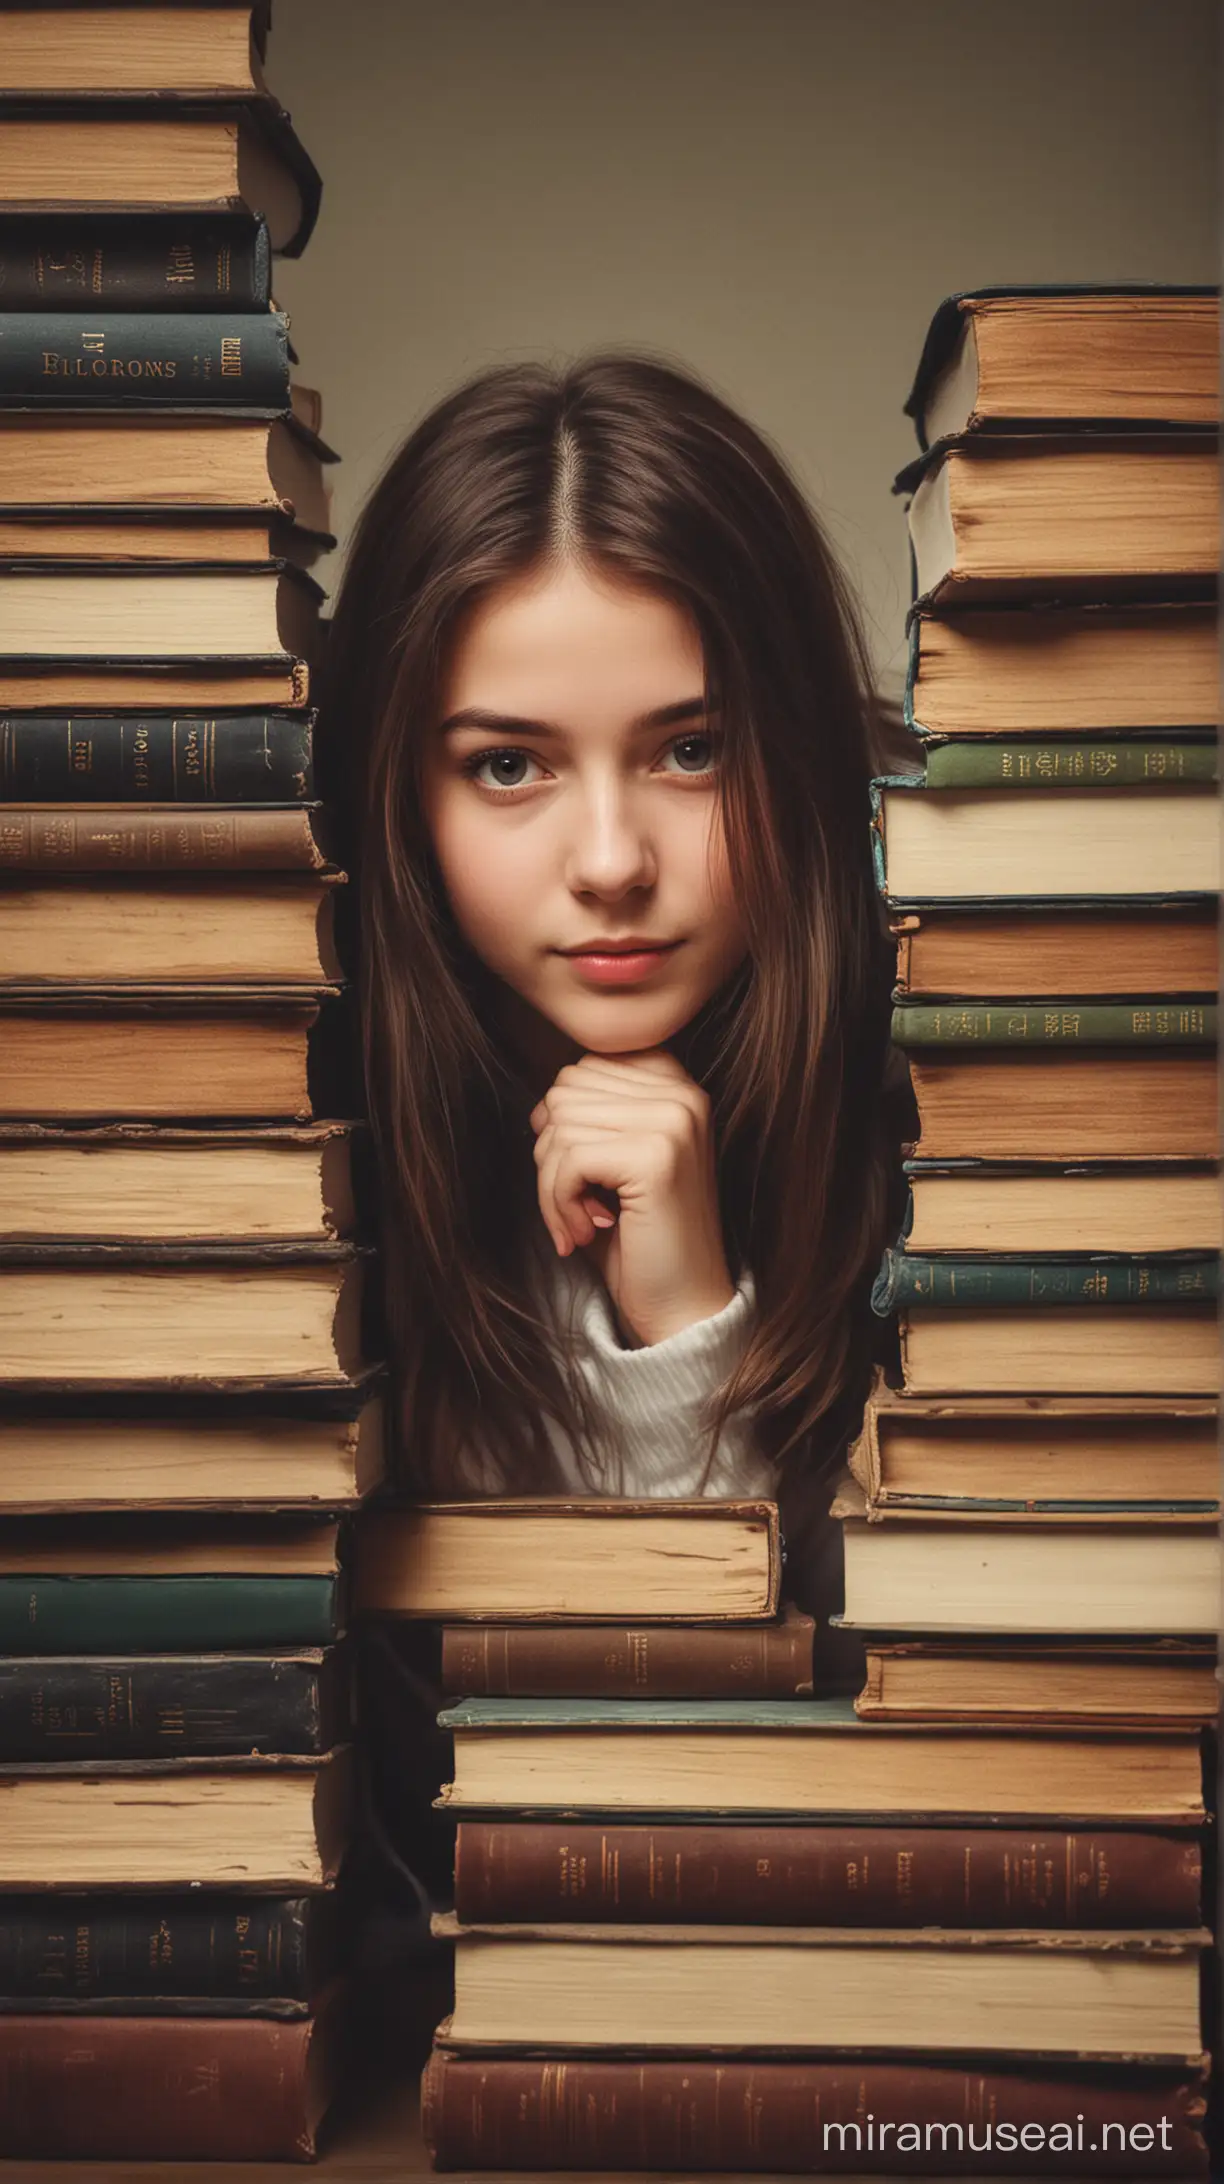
[422,560,749,1057]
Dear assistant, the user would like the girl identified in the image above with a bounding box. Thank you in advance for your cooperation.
[323,354,902,1621]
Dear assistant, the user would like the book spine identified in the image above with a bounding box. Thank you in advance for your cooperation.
[440,1619,814,1698]
[0,217,271,313]
[0,1656,331,1759]
[422,2050,1209,2175]
[0,313,289,411]
[872,1248,1218,1314]
[0,714,315,803]
[0,2013,321,2160]
[891,1002,1216,1047]
[453,1820,1201,1928]
[0,806,326,872]
[0,1578,340,1654]
[0,1895,314,2002]
[924,740,1219,790]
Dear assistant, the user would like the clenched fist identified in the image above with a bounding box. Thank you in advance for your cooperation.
[529,1047,736,1348]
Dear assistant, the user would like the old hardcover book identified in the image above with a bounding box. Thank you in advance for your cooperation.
[905,602,1218,739]
[0,1381,384,1512]
[0,1749,351,1888]
[891,907,1218,1002]
[0,1513,343,1652]
[834,1485,1219,1637]
[434,1914,1207,2060]
[0,987,347,1119]
[0,660,311,709]
[0,1891,330,2011]
[0,1995,346,2161]
[436,1696,1205,1823]
[357,1500,781,1623]
[898,434,1218,607]
[0,871,342,978]
[0,512,332,565]
[899,1162,1220,1258]
[0,710,315,801]
[0,413,333,530]
[873,1250,1217,1314]
[849,1381,1218,1513]
[0,805,332,872]
[422,2046,1209,2175]
[857,1639,1219,1727]
[0,1648,347,1760]
[0,209,272,311]
[870,775,1218,902]
[0,1246,368,1384]
[893,1304,1218,1397]
[0,1120,360,1242]
[0,3,273,98]
[906,288,1219,448]
[0,101,321,257]
[440,1603,814,1698]
[453,1817,1202,1928]
[0,561,320,662]
[0,308,289,410]
[921,740,1217,790]
[903,1049,1218,1160]
[892,1001,1215,1048]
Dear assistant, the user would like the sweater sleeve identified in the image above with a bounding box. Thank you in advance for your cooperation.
[545,1256,779,1500]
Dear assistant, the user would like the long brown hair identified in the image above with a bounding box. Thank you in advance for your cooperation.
[322,354,899,1505]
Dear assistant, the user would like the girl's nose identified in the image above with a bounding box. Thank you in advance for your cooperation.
[563,775,658,899]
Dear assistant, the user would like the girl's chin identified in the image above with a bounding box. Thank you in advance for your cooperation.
[555,1002,697,1055]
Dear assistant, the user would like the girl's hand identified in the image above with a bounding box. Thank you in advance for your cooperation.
[529,1048,735,1348]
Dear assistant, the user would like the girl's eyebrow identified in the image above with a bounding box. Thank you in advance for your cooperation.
[438,696,709,739]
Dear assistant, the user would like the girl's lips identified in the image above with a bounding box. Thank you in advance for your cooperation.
[563,945,680,987]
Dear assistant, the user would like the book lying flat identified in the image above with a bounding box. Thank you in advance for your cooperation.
[857,1640,1219,1727]
[0,1121,360,1243]
[0,1750,350,1889]
[0,1649,347,1761]
[1,3,270,99]
[901,1161,1220,1258]
[0,660,311,711]
[835,1489,1220,1638]
[871,776,1218,902]
[0,805,332,873]
[905,1050,1218,1161]
[899,435,1218,608]
[440,1603,814,1698]
[356,1500,781,1623]
[0,563,320,663]
[906,289,1219,448]
[0,414,332,531]
[892,906,1218,1002]
[850,1382,1218,1513]
[0,1383,384,1513]
[895,1304,1218,1397]
[434,1914,1208,2061]
[905,602,1218,738]
[435,1696,1205,1823]
[0,1891,330,2012]
[0,874,341,980]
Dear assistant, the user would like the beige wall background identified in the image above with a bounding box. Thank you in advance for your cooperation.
[271,0,1218,690]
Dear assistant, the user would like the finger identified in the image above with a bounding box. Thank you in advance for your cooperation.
[546,1134,629,1251]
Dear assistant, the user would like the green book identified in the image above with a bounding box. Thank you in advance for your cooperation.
[892,1001,1216,1048]
[872,1250,1218,1316]
[0,1576,341,1654]
[438,1697,860,1731]
[923,741,1218,790]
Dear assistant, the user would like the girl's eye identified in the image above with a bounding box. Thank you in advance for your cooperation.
[660,729,721,776]
[460,746,546,792]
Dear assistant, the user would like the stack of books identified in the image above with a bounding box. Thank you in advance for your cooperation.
[0,2,382,2163]
[830,283,1219,2166]
[355,1500,1209,2173]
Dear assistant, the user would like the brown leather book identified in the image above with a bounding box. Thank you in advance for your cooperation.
[421,2047,1209,2175]
[440,1601,813,1697]
[453,1819,1201,1929]
[0,1989,345,2160]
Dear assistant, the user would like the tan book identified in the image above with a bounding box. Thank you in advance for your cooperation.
[873,780,1217,900]
[0,662,310,710]
[0,565,319,662]
[0,874,341,981]
[0,1751,350,1889]
[0,415,331,532]
[902,1163,1220,1256]
[0,807,331,877]
[0,1397,384,1513]
[0,1516,340,1577]
[0,1253,366,1386]
[436,1694,1205,1825]
[892,908,1218,1000]
[850,1382,1218,1511]
[910,292,1219,446]
[906,605,1218,737]
[0,1121,358,1242]
[896,1305,1218,1398]
[903,436,1218,607]
[0,513,330,567]
[0,2,268,96]
[857,1640,1219,1726]
[436,1914,1207,2061]
[905,1051,1217,1160]
[357,1501,781,1623]
[835,1479,1220,1636]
